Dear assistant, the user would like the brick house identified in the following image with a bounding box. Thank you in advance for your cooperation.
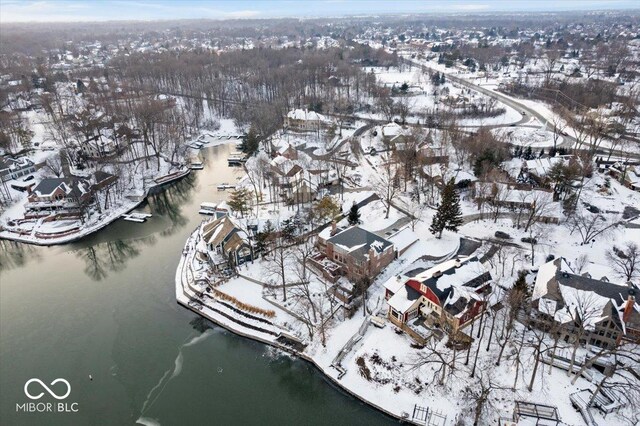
[323,225,396,282]
[25,177,93,218]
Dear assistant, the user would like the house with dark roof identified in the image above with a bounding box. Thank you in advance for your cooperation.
[0,156,36,182]
[322,225,396,282]
[25,177,93,218]
[383,256,492,338]
[531,257,640,349]
[200,215,254,269]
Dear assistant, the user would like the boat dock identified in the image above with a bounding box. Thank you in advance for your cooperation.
[227,156,247,166]
[216,183,235,191]
[199,202,218,215]
[122,212,152,223]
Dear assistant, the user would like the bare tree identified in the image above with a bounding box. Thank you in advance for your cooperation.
[266,241,291,302]
[564,291,604,376]
[567,211,619,245]
[462,368,508,426]
[606,242,640,282]
[370,155,400,219]
[44,152,64,177]
[410,335,466,386]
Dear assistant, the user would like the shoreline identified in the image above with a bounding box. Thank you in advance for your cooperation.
[175,228,414,425]
[0,168,191,246]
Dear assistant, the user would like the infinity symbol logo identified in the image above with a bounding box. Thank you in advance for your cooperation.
[24,378,71,400]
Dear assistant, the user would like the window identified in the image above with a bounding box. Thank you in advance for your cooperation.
[420,283,427,294]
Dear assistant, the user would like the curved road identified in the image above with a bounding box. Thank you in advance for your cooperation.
[403,56,640,160]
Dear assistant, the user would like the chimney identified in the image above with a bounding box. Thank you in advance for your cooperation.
[330,220,337,236]
[623,289,636,323]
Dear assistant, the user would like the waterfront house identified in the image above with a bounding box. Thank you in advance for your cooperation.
[25,177,93,218]
[531,257,640,348]
[383,256,492,338]
[320,225,396,282]
[201,216,254,269]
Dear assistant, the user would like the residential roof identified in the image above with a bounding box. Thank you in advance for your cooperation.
[387,256,491,315]
[31,177,91,199]
[286,108,327,122]
[0,156,34,169]
[202,216,249,250]
[532,257,639,330]
[388,284,422,313]
[327,225,393,262]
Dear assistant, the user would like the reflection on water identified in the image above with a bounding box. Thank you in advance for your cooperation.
[0,239,42,272]
[73,237,156,281]
[147,174,197,237]
[0,143,395,426]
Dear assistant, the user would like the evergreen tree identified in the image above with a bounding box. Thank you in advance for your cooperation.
[313,196,341,223]
[347,203,361,225]
[243,126,260,155]
[280,218,297,244]
[228,188,251,217]
[429,178,463,239]
[255,220,274,256]
[512,270,530,298]
[524,146,533,160]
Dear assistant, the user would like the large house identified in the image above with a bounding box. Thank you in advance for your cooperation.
[324,225,396,282]
[25,177,93,218]
[531,257,640,349]
[200,216,254,269]
[383,256,492,337]
[0,157,36,182]
[312,225,396,290]
[78,133,120,158]
[284,109,330,132]
[269,155,317,204]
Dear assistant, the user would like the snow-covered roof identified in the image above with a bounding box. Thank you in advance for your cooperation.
[525,156,568,177]
[383,274,407,294]
[327,226,394,262]
[388,284,422,313]
[388,228,418,252]
[286,109,327,122]
[387,256,491,316]
[381,122,404,137]
[533,257,639,331]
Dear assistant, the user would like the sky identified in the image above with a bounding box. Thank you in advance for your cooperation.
[0,0,637,23]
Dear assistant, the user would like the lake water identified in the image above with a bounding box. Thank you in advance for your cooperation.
[0,143,395,425]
